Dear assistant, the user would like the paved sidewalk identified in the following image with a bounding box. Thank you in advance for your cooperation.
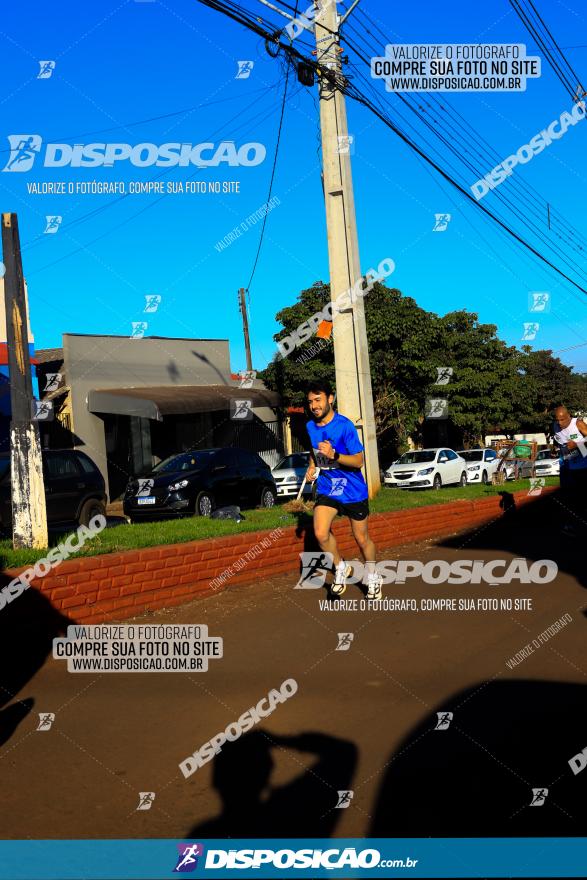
[1,491,586,840]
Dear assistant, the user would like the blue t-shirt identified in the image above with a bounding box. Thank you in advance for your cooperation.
[306,412,368,503]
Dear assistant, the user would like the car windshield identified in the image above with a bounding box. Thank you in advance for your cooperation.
[397,451,436,464]
[152,451,214,473]
[459,451,483,462]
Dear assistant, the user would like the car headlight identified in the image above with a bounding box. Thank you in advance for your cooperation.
[417,467,434,475]
[169,479,189,491]
[468,465,480,471]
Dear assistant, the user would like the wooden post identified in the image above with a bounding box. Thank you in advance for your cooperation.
[1,213,48,548]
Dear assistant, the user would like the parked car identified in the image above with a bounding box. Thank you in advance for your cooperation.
[533,449,561,477]
[383,448,468,489]
[457,448,500,484]
[272,452,311,499]
[0,449,107,533]
[495,448,517,480]
[123,447,277,522]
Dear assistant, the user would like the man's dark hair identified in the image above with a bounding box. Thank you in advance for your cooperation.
[306,379,334,398]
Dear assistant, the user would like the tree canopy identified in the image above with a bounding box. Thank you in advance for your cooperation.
[259,280,587,453]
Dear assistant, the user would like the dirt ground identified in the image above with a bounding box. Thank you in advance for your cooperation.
[1,489,587,842]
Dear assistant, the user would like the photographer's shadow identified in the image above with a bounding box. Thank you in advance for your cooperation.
[188,729,357,838]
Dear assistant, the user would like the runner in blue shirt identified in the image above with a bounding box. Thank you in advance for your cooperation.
[305,380,382,599]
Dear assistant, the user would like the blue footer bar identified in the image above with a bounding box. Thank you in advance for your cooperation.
[0,838,586,879]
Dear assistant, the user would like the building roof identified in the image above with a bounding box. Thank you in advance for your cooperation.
[87,385,280,421]
[35,347,64,364]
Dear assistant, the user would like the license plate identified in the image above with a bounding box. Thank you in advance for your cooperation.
[137,497,156,505]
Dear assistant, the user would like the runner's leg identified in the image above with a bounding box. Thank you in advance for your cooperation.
[313,504,341,565]
[350,517,376,572]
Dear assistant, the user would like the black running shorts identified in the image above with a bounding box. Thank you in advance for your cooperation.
[315,494,370,521]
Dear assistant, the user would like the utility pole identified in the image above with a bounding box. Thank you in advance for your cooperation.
[1,213,48,549]
[314,0,380,496]
[238,287,253,372]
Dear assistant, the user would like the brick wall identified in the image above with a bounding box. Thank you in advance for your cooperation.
[5,488,554,623]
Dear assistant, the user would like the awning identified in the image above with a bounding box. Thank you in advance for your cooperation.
[87,385,281,422]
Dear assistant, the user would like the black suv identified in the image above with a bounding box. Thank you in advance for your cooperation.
[0,449,107,532]
[123,447,277,522]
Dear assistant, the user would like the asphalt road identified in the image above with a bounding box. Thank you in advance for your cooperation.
[1,490,587,842]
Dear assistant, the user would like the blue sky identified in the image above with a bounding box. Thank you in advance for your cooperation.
[2,0,587,374]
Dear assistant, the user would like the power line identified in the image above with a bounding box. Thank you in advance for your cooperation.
[192,1,587,295]
[245,57,290,294]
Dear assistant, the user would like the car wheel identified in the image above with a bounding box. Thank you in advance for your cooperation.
[433,473,442,490]
[78,498,106,528]
[260,486,277,508]
[481,470,488,484]
[194,491,214,517]
[459,471,467,487]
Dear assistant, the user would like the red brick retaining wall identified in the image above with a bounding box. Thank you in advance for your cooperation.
[6,488,554,623]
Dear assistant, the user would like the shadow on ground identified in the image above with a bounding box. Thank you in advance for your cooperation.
[369,679,587,836]
[0,578,70,747]
[188,730,357,837]
[441,488,587,591]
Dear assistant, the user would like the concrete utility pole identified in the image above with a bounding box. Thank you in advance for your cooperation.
[1,213,48,549]
[238,287,253,372]
[314,0,380,497]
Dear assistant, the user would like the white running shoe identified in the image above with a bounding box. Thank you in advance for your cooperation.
[331,560,352,596]
[366,571,383,600]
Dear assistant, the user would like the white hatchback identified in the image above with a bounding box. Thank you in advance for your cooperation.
[384,448,468,490]
[457,448,501,484]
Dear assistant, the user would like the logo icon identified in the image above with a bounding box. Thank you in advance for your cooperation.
[295,551,333,589]
[530,787,548,806]
[435,711,453,730]
[434,366,453,385]
[44,215,62,234]
[131,322,148,339]
[231,399,253,420]
[522,322,539,341]
[144,294,161,313]
[433,213,451,232]
[36,712,55,731]
[136,792,156,811]
[529,291,550,313]
[43,372,62,392]
[236,61,254,79]
[425,397,448,419]
[3,135,42,172]
[336,134,355,155]
[136,478,154,497]
[528,477,545,497]
[32,400,54,421]
[238,370,256,388]
[335,790,354,809]
[330,477,347,497]
[37,60,56,79]
[174,843,204,873]
[336,633,354,651]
